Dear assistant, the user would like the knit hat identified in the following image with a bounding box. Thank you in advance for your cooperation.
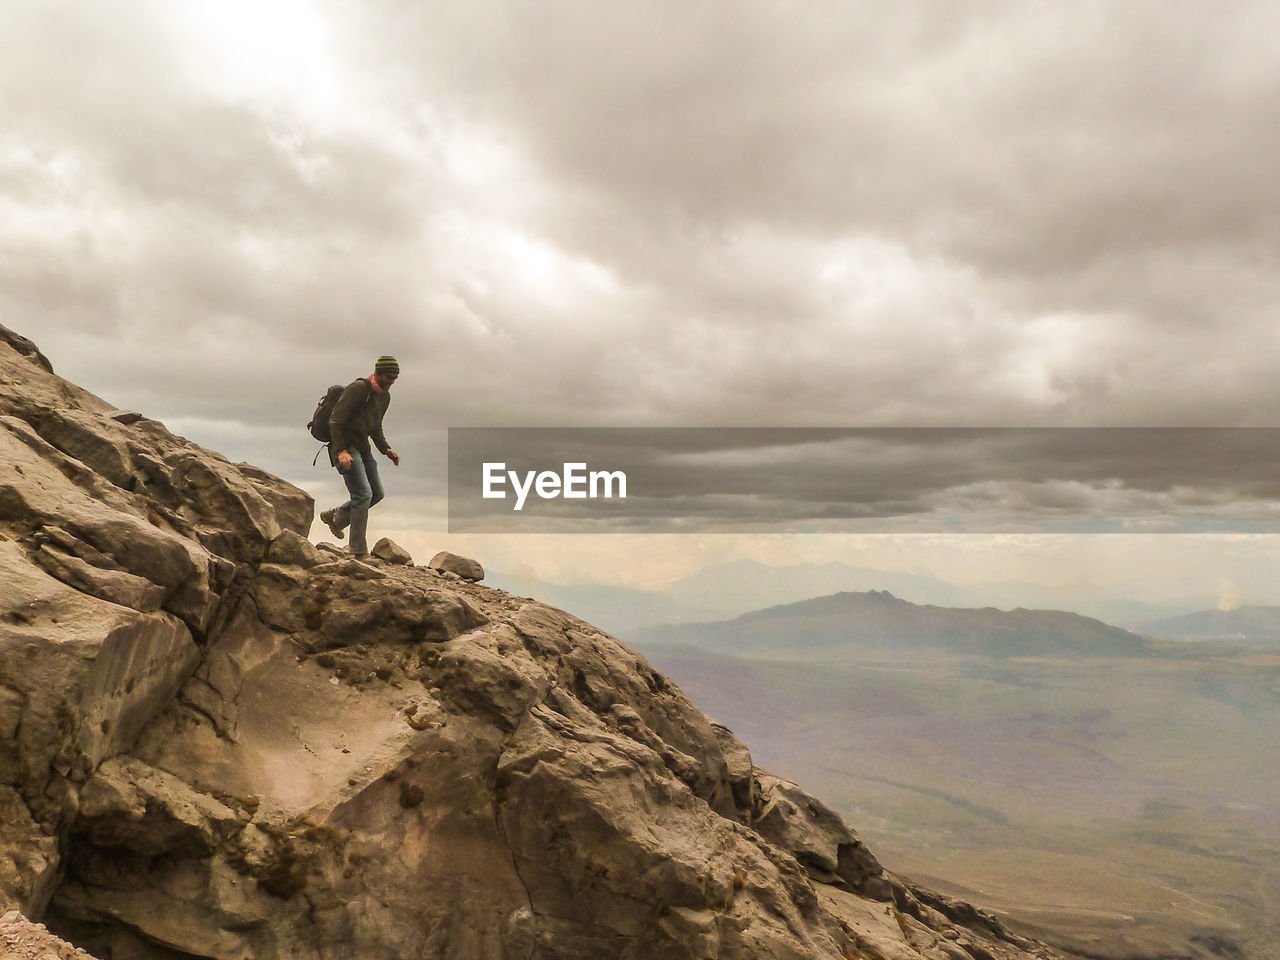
[375,355,400,376]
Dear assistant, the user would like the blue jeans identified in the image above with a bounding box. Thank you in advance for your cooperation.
[331,447,384,554]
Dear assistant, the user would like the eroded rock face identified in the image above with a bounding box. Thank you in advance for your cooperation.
[0,325,311,917]
[0,325,1061,960]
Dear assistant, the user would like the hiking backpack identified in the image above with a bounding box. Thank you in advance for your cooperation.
[307,384,346,442]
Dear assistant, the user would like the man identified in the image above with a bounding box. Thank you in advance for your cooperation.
[319,355,401,556]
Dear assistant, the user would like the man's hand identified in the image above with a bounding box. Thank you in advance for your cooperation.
[337,450,353,472]
[386,448,401,466]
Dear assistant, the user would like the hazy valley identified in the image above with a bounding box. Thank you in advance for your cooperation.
[626,591,1280,960]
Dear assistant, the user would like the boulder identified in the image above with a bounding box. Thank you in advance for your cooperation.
[428,550,484,581]
[372,537,413,565]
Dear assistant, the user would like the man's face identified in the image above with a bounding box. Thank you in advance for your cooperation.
[373,370,398,391]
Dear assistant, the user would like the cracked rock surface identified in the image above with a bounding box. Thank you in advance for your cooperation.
[0,324,1063,960]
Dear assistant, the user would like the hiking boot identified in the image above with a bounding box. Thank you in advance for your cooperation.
[320,509,344,540]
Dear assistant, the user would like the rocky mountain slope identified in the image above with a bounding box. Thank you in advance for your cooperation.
[0,323,1063,960]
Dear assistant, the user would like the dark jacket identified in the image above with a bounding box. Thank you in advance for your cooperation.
[329,378,391,459]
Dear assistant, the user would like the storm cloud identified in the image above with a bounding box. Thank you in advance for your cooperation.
[5,1,1280,590]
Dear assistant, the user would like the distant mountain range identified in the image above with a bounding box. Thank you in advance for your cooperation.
[489,558,1203,635]
[1142,604,1280,646]
[629,589,1156,659]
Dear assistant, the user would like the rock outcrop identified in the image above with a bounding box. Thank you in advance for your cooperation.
[0,324,1062,960]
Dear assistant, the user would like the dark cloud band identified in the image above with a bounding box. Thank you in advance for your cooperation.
[448,427,1280,533]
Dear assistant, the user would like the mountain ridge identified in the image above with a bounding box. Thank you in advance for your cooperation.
[489,562,1205,636]
[1142,604,1280,646]
[633,588,1156,660]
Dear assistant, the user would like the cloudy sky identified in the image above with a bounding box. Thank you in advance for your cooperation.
[6,1,1280,610]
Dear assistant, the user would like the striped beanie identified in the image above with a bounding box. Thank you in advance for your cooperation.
[375,355,400,376]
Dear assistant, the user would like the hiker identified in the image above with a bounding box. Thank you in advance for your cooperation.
[319,356,401,556]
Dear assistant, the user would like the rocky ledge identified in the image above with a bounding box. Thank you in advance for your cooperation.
[0,324,1062,960]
